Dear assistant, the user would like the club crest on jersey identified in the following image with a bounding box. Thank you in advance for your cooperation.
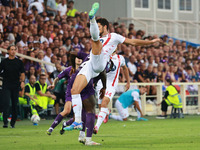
[111,64,116,71]
[100,39,104,43]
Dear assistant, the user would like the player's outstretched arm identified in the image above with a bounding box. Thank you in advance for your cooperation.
[134,101,143,117]
[48,77,59,89]
[123,38,160,46]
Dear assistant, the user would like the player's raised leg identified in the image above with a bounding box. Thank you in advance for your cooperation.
[89,2,102,56]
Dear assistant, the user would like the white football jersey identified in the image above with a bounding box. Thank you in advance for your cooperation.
[107,54,126,88]
[100,33,125,59]
[96,54,126,90]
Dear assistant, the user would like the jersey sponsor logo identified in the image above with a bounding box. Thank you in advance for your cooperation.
[100,39,104,43]
[111,64,116,71]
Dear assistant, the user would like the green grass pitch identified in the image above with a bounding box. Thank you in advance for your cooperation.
[0,115,200,150]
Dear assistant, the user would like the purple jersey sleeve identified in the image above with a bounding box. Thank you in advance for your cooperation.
[77,51,89,61]
[57,66,72,80]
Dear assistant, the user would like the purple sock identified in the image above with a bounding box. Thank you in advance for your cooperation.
[65,118,74,126]
[50,114,63,129]
[81,109,87,132]
[86,113,95,137]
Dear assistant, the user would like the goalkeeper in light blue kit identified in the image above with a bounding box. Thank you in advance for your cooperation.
[110,86,148,121]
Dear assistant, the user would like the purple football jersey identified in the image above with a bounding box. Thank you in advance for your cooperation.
[65,69,95,102]
[57,66,72,80]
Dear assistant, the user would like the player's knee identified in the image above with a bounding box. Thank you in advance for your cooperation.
[71,87,80,95]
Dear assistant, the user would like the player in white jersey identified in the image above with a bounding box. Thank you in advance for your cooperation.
[95,51,130,124]
[66,2,161,131]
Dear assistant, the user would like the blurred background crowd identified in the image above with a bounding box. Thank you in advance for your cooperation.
[0,0,199,118]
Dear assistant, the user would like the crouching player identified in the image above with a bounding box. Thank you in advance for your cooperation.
[110,86,148,121]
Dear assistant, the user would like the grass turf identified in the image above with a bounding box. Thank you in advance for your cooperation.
[0,115,200,150]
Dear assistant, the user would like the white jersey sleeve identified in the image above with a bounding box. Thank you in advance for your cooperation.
[111,33,125,44]
[131,91,140,102]
[120,55,126,67]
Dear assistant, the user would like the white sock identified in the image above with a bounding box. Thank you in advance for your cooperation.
[72,94,82,123]
[85,137,91,142]
[90,20,99,41]
[90,16,96,23]
[49,127,53,130]
[110,115,123,121]
[95,107,109,129]
[79,131,85,137]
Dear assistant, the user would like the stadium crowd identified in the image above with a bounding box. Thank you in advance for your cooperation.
[0,0,199,118]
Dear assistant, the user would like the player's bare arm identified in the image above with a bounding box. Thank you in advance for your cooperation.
[123,38,161,46]
[134,101,143,117]
[48,77,59,89]
[122,65,130,91]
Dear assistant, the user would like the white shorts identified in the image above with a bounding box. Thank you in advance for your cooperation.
[78,60,99,83]
[115,99,129,119]
[95,81,116,104]
[90,51,109,73]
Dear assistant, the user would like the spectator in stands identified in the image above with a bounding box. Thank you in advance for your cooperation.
[46,0,57,17]
[19,33,28,47]
[0,45,25,128]
[57,0,67,17]
[35,74,56,110]
[123,47,131,66]
[60,54,68,67]
[24,51,40,74]
[71,36,83,51]
[7,25,21,45]
[28,0,44,14]
[66,0,78,17]
[63,37,72,52]
[127,55,137,81]
[25,65,38,84]
[144,64,156,95]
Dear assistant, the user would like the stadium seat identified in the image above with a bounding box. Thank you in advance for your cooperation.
[170,106,184,119]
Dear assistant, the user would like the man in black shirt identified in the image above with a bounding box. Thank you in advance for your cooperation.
[143,64,156,95]
[0,45,25,128]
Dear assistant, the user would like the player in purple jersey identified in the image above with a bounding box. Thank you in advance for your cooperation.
[47,51,107,145]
